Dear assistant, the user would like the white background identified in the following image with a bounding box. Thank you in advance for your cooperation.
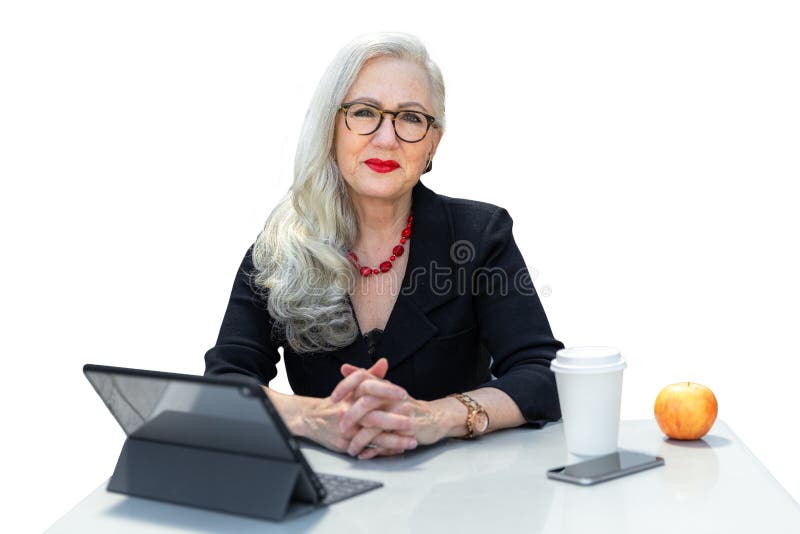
[1,1,798,531]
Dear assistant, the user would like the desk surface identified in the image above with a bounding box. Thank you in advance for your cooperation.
[48,419,800,533]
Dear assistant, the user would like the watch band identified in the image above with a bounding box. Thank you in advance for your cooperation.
[448,393,489,439]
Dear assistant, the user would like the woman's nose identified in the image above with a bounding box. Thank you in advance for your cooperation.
[371,114,399,146]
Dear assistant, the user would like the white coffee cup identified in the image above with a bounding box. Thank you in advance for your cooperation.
[551,346,626,456]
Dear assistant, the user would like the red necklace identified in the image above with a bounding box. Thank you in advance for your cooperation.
[348,214,413,277]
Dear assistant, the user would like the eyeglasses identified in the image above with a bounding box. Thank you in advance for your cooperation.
[339,101,437,143]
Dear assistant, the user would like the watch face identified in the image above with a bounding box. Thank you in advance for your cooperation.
[474,412,489,433]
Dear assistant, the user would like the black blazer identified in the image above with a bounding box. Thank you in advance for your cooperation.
[204,180,563,427]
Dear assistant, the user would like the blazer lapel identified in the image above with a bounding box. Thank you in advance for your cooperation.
[330,180,460,371]
[377,180,460,370]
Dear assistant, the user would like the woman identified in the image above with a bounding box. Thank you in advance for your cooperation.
[204,32,564,460]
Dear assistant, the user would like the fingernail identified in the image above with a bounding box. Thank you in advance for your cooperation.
[410,439,418,449]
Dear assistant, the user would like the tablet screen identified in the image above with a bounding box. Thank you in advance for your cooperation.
[84,366,296,462]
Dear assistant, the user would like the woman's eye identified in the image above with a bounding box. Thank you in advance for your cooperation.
[353,108,377,118]
[399,112,423,124]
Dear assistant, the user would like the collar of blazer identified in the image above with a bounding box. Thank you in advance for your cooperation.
[332,179,461,371]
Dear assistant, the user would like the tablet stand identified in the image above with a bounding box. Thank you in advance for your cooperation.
[107,437,310,521]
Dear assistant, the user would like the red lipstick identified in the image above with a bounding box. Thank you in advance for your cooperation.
[365,158,400,173]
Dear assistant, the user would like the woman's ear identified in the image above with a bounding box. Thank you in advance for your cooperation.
[430,126,442,159]
[422,128,442,174]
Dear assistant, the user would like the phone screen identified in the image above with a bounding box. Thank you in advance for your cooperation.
[548,449,664,485]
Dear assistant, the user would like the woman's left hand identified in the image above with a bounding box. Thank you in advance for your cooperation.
[334,363,454,459]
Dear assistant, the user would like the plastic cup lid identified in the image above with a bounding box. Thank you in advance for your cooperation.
[551,346,626,374]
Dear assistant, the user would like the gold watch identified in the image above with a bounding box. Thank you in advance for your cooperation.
[449,393,490,438]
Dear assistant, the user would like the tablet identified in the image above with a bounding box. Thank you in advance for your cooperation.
[83,364,382,513]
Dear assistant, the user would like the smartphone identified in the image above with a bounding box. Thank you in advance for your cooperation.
[547,449,664,486]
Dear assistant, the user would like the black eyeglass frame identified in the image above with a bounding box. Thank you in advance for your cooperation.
[339,101,437,143]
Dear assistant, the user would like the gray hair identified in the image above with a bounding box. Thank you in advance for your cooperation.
[252,32,446,353]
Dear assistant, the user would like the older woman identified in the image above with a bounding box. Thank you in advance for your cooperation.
[204,32,563,460]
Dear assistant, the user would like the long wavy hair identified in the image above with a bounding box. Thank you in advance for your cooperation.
[252,32,446,353]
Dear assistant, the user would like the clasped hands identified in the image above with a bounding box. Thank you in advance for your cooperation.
[315,357,446,460]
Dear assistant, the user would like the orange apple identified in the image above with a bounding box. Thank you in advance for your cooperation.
[654,382,718,440]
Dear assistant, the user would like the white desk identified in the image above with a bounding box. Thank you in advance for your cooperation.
[48,420,800,533]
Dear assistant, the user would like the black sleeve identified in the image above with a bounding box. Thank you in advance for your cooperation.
[203,245,282,386]
[473,208,563,427]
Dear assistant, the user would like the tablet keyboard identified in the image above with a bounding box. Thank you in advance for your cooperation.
[316,472,383,505]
